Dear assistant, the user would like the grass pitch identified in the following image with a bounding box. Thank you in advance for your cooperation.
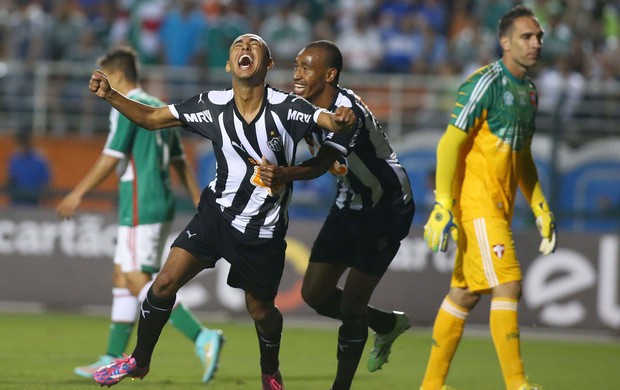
[1,312,618,389]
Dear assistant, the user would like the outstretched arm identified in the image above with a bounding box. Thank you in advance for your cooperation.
[316,106,357,134]
[259,146,342,188]
[57,154,119,219]
[89,70,181,130]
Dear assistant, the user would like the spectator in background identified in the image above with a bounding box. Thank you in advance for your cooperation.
[200,0,250,70]
[383,13,448,73]
[127,0,168,65]
[590,39,620,122]
[7,131,51,206]
[411,14,450,75]
[4,0,50,133]
[336,10,383,72]
[312,17,337,42]
[159,0,207,102]
[47,0,88,135]
[87,0,118,50]
[377,0,417,20]
[334,0,376,31]
[602,3,620,44]
[48,0,87,61]
[4,0,49,61]
[380,12,424,73]
[537,11,572,66]
[418,0,449,34]
[259,0,312,66]
[159,0,206,67]
[64,27,105,136]
[449,14,496,78]
[537,55,586,122]
[597,40,620,83]
[294,0,327,26]
[476,0,513,33]
[77,0,109,21]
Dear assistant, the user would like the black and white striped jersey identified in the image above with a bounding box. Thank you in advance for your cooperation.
[305,86,413,212]
[169,85,325,239]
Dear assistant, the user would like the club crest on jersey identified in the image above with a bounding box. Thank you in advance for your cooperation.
[492,244,505,259]
[267,132,283,152]
[503,91,514,106]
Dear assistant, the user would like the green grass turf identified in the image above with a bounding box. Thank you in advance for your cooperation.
[1,312,619,389]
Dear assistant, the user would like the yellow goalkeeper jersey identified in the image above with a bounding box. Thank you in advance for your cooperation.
[448,59,538,222]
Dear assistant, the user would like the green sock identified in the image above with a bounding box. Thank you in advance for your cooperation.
[106,322,133,358]
[169,303,203,341]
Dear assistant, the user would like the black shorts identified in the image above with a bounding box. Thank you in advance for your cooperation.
[171,193,286,302]
[310,202,414,277]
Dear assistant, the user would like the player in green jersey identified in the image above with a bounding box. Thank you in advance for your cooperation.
[57,46,224,384]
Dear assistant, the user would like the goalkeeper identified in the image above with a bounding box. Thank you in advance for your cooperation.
[419,5,556,390]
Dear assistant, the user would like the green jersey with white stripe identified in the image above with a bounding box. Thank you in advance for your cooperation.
[103,89,185,226]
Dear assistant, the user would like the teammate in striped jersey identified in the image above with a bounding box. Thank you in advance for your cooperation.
[420,6,555,390]
[89,34,357,389]
[259,40,414,390]
[57,46,223,384]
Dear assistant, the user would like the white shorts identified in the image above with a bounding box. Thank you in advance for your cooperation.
[114,222,172,273]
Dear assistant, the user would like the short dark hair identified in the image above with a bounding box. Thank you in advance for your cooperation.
[498,4,536,38]
[305,40,343,80]
[97,46,140,83]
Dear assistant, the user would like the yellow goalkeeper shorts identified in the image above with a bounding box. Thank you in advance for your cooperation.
[450,217,522,293]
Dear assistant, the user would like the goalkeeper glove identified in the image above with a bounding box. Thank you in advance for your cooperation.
[424,197,458,253]
[533,200,557,255]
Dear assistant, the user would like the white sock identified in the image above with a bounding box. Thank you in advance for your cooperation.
[137,281,153,303]
[111,287,139,323]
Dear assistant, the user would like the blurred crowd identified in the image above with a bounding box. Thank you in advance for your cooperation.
[1,0,619,218]
[0,0,619,80]
[1,0,620,140]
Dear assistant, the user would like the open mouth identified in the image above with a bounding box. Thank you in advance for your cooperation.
[294,83,306,95]
[238,55,254,70]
